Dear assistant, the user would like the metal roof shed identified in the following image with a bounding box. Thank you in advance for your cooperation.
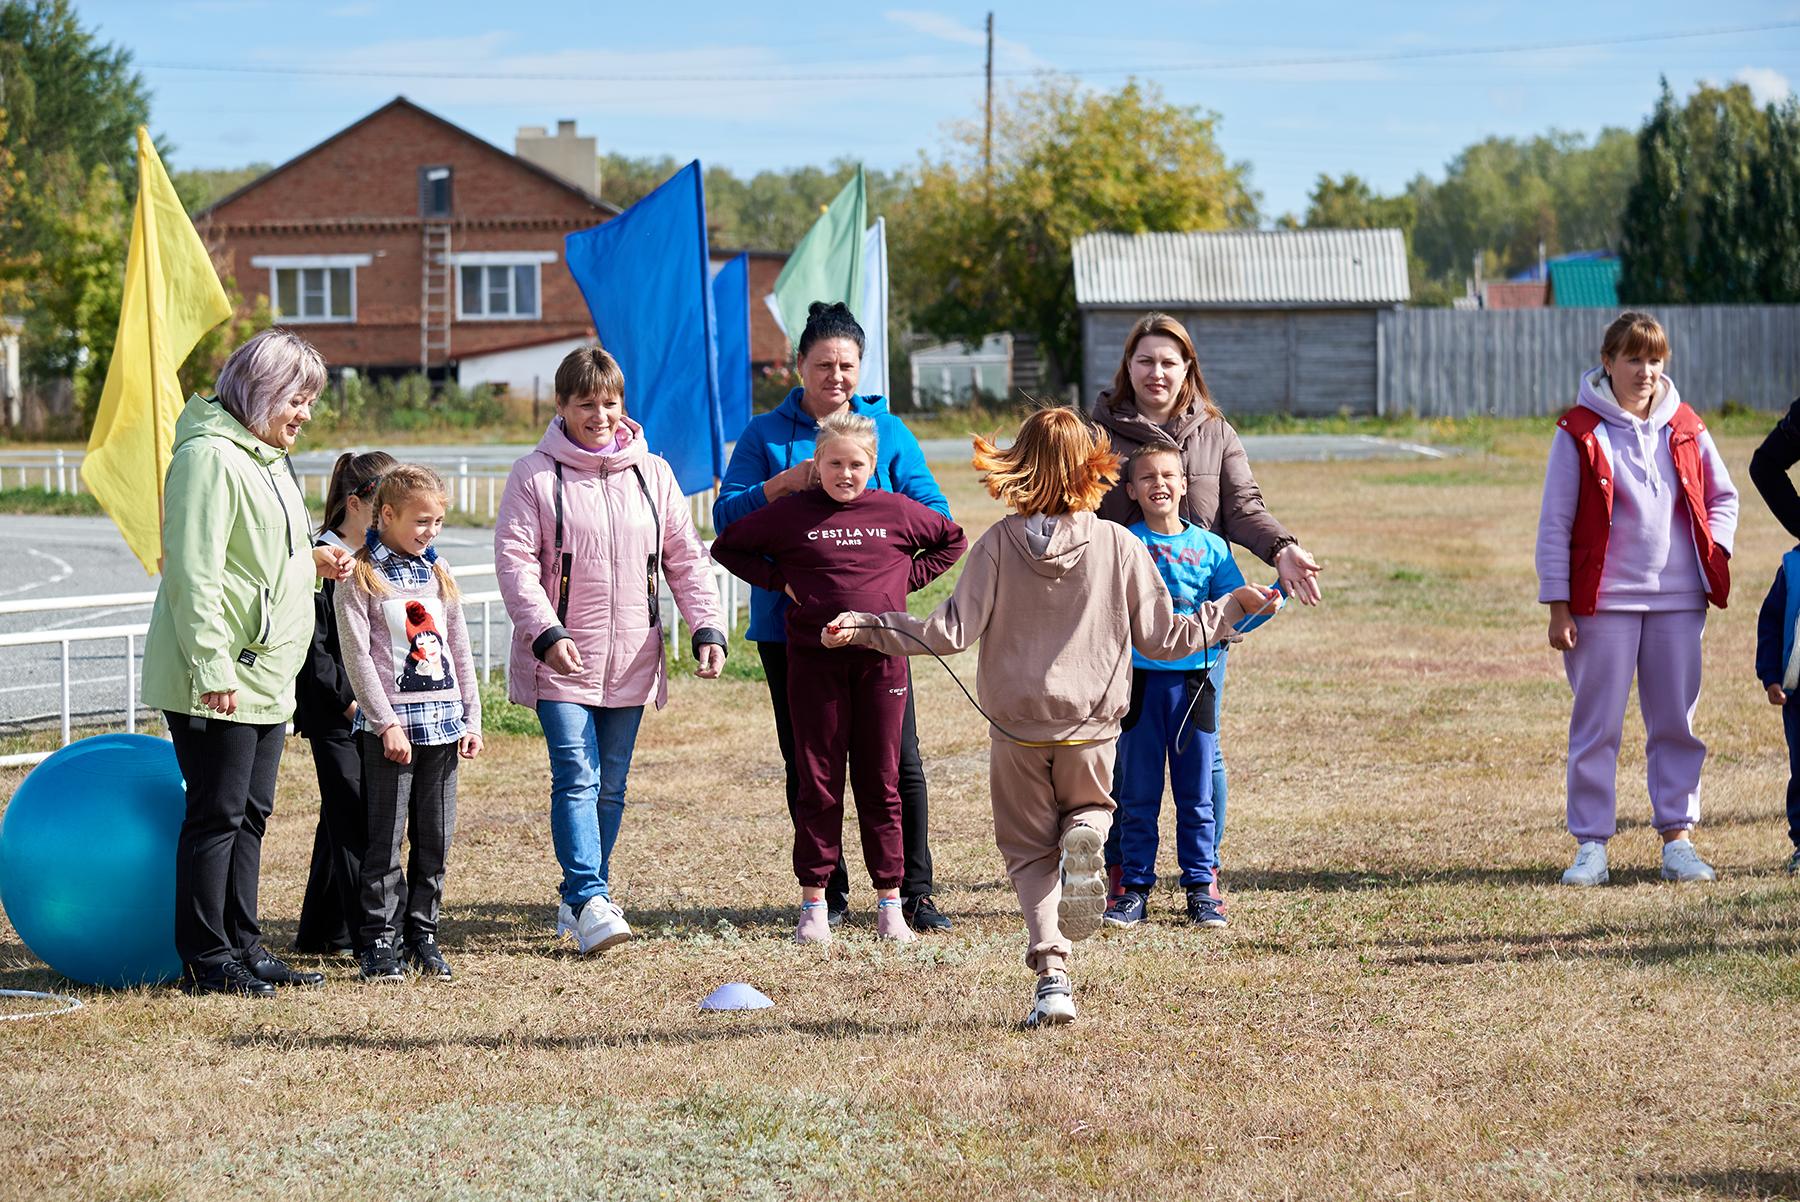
[1074,229,1410,416]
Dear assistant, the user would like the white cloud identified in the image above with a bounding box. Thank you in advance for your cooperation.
[1735,66,1792,105]
[883,10,1051,71]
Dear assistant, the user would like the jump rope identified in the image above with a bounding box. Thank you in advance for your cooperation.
[787,399,1285,747]
[826,585,1284,750]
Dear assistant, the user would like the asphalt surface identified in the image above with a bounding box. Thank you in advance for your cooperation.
[0,433,1449,734]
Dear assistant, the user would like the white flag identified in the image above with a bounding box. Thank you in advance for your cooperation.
[858,217,890,399]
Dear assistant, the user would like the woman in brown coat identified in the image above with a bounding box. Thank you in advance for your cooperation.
[1090,312,1323,894]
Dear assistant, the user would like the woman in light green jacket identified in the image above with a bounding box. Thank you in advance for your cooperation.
[142,329,350,997]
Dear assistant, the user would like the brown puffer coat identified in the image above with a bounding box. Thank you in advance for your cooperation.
[1089,390,1295,564]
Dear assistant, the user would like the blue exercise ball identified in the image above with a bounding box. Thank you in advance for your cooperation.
[0,733,186,987]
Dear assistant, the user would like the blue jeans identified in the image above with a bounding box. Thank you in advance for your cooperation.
[537,701,646,911]
[1112,669,1218,888]
[1107,668,1229,876]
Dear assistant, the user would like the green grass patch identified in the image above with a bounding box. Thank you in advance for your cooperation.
[0,485,103,516]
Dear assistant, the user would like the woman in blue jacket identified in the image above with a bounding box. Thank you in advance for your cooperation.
[714,301,953,932]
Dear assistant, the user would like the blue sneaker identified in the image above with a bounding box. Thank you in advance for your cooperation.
[1186,888,1227,928]
[1103,889,1148,928]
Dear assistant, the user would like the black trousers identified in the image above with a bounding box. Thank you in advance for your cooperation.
[359,735,459,949]
[167,712,285,973]
[758,641,934,906]
[295,727,401,952]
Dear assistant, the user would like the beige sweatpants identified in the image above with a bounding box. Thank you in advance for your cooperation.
[988,737,1117,974]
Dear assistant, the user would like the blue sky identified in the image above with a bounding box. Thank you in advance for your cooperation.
[83,0,1800,221]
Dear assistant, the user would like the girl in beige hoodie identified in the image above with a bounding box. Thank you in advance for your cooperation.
[825,408,1274,1028]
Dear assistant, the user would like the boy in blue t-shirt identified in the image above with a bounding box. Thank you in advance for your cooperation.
[1104,441,1276,930]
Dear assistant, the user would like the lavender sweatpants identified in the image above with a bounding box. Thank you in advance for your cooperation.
[1562,608,1706,841]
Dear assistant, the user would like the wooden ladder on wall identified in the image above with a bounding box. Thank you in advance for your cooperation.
[420,222,452,373]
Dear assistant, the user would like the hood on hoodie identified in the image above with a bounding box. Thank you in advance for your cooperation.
[1577,366,1678,431]
[1577,366,1683,499]
[536,414,647,475]
[1001,510,1094,579]
[174,393,285,465]
[770,387,893,429]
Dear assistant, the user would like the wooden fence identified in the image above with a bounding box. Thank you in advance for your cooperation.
[1377,305,1800,418]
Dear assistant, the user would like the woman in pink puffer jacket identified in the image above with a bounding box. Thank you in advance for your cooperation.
[495,347,726,955]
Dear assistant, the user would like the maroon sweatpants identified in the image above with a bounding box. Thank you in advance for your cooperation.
[787,645,909,890]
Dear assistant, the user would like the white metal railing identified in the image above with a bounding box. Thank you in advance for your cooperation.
[0,560,743,769]
[0,449,723,531]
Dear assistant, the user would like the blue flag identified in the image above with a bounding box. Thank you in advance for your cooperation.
[565,160,723,493]
[712,252,751,444]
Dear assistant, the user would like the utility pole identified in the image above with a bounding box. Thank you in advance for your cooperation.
[984,11,994,203]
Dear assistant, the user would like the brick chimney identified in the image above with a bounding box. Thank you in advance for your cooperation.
[515,119,599,197]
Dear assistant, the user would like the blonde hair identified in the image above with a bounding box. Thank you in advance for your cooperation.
[1601,310,1670,365]
[1125,439,1183,479]
[816,410,878,458]
[352,464,461,602]
[971,407,1120,516]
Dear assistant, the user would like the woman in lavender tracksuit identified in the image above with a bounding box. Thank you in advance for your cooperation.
[496,347,727,954]
[1535,311,1737,888]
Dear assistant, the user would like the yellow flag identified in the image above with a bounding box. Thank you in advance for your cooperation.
[82,126,233,574]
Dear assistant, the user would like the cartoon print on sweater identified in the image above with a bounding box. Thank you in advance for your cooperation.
[386,597,456,693]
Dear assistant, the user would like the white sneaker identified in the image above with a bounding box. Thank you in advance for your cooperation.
[556,897,633,954]
[1024,971,1076,1029]
[1561,841,1610,887]
[1661,839,1717,883]
[1056,824,1107,942]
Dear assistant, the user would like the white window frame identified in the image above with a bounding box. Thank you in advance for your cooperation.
[450,251,557,322]
[252,254,370,324]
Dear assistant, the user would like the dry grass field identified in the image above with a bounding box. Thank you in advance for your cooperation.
[5,426,1800,1200]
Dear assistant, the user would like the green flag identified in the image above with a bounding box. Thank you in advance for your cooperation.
[766,167,866,350]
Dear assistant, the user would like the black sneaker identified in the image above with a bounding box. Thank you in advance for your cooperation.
[1186,887,1228,929]
[902,894,953,933]
[1787,849,1800,877]
[182,959,276,998]
[243,945,325,988]
[403,937,453,980]
[1103,889,1148,928]
[826,903,848,929]
[359,941,404,983]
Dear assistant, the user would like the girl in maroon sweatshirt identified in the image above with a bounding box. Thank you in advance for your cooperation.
[711,411,966,944]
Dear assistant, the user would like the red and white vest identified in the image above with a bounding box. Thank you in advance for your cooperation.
[1557,403,1730,616]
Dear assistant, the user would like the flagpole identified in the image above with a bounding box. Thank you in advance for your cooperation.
[136,130,167,541]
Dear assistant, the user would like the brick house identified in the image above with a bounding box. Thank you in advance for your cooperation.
[195,97,792,393]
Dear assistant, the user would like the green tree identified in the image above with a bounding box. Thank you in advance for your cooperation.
[0,0,151,400]
[170,162,272,215]
[1619,79,1780,303]
[891,78,1256,389]
[1750,98,1800,302]
[1693,98,1756,302]
[600,155,909,252]
[1300,172,1416,234]
[1619,81,1689,302]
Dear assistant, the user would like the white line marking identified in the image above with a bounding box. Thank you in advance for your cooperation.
[0,547,74,599]
[0,672,132,697]
[1355,434,1449,460]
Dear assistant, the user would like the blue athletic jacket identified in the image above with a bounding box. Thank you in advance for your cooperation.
[713,389,950,643]
[1755,547,1800,690]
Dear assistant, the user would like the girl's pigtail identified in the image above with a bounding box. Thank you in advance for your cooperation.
[432,560,461,604]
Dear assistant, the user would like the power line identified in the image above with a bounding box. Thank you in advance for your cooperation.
[139,18,1800,85]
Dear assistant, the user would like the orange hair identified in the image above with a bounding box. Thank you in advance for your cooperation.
[971,407,1121,516]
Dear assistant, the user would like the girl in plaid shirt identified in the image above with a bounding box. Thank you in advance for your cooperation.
[336,465,483,983]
